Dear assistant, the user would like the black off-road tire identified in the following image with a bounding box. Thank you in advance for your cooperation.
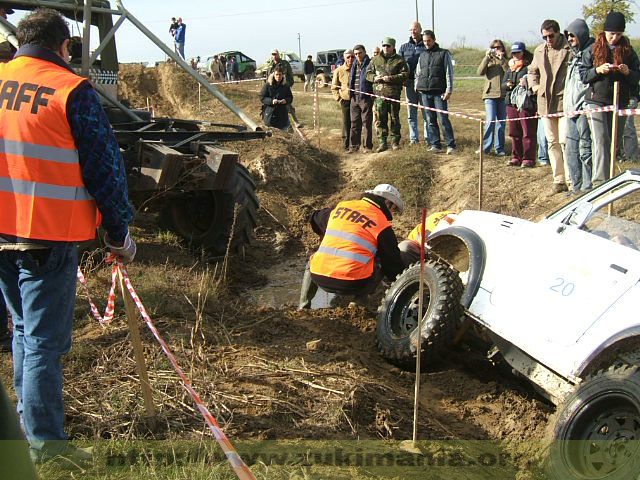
[160,164,258,256]
[376,260,464,369]
[545,363,640,480]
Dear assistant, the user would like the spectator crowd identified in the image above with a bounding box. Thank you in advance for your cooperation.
[257,11,640,196]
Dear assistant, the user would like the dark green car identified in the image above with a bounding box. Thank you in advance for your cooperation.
[214,51,256,79]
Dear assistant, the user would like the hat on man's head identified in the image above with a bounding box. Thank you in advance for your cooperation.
[604,11,626,32]
[271,48,279,55]
[381,37,396,48]
[510,42,525,53]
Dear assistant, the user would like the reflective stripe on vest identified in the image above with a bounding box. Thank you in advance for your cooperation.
[0,56,97,241]
[310,199,390,281]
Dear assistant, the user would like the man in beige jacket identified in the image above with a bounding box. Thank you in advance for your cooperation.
[332,49,355,152]
[528,19,571,194]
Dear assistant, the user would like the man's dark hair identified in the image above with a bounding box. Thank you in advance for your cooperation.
[540,19,560,33]
[353,44,366,53]
[273,66,284,73]
[422,30,435,40]
[17,8,70,50]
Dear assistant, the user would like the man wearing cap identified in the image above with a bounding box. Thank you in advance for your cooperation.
[298,184,406,309]
[415,30,456,154]
[399,21,428,146]
[0,4,16,62]
[332,50,354,152]
[563,19,594,194]
[365,37,409,152]
[528,19,571,194]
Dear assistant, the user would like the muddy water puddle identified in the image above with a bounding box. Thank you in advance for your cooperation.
[249,256,337,308]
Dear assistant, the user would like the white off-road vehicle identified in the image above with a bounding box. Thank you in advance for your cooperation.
[376,170,640,479]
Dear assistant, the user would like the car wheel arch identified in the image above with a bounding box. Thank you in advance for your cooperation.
[427,226,486,309]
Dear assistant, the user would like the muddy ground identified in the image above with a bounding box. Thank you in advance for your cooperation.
[5,63,630,477]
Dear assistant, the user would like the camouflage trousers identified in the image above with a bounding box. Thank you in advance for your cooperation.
[374,98,401,146]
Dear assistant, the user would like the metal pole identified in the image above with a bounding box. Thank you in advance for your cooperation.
[479,121,484,210]
[81,0,92,78]
[0,18,18,49]
[415,0,419,22]
[432,0,435,31]
[298,33,302,61]
[115,0,261,132]
[412,208,427,448]
[118,267,156,418]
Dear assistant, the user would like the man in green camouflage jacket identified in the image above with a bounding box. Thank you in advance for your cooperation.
[365,37,409,152]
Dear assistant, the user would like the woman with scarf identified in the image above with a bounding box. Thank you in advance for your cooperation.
[259,66,293,130]
[580,11,640,184]
[502,42,537,167]
[477,39,508,156]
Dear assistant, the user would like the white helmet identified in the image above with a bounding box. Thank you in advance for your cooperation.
[366,184,404,214]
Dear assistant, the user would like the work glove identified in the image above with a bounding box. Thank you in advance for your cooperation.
[104,230,137,264]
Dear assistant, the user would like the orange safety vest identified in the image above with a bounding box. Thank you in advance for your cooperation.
[310,198,390,281]
[0,55,98,241]
[407,210,456,243]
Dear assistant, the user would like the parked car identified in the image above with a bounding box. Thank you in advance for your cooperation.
[255,50,305,81]
[198,51,256,79]
[314,49,345,86]
[376,170,640,479]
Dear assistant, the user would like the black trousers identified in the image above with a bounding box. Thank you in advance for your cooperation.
[350,96,374,149]
[339,98,351,150]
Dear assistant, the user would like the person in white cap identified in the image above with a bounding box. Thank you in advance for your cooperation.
[298,184,406,309]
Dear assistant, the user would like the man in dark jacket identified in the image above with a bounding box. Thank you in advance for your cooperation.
[399,21,428,145]
[415,30,456,154]
[563,19,594,194]
[366,37,409,152]
[298,184,406,309]
[350,44,374,152]
[304,55,315,92]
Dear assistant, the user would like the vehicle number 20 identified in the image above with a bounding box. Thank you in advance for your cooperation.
[550,278,575,296]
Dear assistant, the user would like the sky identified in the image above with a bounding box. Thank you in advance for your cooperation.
[8,0,640,64]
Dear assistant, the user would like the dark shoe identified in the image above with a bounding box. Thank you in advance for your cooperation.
[551,183,569,194]
[521,160,535,168]
[507,159,521,167]
[376,144,388,153]
[0,331,11,353]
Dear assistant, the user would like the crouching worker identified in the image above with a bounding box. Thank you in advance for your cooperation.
[298,184,406,309]
[398,210,457,265]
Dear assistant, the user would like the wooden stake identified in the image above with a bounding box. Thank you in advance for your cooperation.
[412,208,428,448]
[479,121,484,210]
[609,82,620,216]
[118,267,156,418]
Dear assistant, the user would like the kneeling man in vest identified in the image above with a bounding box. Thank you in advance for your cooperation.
[299,184,406,309]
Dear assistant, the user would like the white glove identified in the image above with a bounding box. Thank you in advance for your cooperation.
[104,231,137,264]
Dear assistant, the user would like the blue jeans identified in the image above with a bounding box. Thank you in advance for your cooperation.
[564,115,592,191]
[405,82,428,143]
[0,244,78,457]
[420,93,456,148]
[0,293,7,335]
[482,98,506,153]
[537,120,549,164]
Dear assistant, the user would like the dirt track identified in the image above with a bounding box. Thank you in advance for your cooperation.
[0,64,589,478]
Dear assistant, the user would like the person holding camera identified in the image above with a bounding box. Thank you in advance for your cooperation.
[580,11,640,185]
[477,40,508,156]
[260,66,293,130]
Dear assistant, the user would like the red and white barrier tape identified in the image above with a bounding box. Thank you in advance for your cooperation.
[209,76,267,86]
[78,263,256,480]
[77,267,117,325]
